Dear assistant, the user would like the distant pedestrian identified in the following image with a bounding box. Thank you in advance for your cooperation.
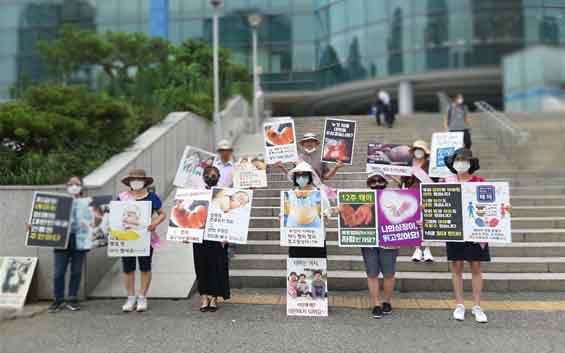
[375,90,395,128]
[445,93,472,148]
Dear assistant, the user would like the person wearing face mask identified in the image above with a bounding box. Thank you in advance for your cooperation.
[118,169,165,313]
[193,166,230,312]
[444,93,472,148]
[443,148,491,323]
[352,171,398,319]
[31,176,88,313]
[213,140,238,257]
[401,141,435,263]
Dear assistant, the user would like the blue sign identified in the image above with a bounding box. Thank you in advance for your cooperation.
[476,185,496,203]
[436,147,454,168]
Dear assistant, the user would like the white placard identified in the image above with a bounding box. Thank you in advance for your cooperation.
[108,201,152,257]
[429,132,464,178]
[204,188,253,244]
[280,190,325,248]
[287,258,328,317]
[167,189,211,243]
[263,118,298,164]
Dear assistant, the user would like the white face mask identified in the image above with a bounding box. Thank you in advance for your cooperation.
[414,150,426,160]
[296,176,310,188]
[67,185,82,195]
[453,161,470,174]
[130,180,145,191]
[304,147,317,154]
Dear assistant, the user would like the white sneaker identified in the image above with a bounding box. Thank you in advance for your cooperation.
[423,247,434,262]
[472,306,488,323]
[136,296,148,312]
[122,296,137,312]
[453,304,465,321]
[411,248,423,262]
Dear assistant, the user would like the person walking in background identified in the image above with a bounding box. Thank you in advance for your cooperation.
[401,140,435,263]
[444,93,472,148]
[193,166,231,312]
[118,169,165,313]
[376,90,395,128]
[213,140,237,257]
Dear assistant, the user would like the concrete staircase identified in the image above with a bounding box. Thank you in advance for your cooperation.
[230,114,565,292]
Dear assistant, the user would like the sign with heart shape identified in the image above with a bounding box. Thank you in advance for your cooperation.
[376,189,422,247]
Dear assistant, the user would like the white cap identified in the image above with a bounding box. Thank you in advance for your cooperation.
[288,161,315,179]
[216,139,233,151]
[299,133,320,143]
[367,170,386,179]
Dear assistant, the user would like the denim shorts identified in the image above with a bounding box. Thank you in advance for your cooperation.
[122,247,154,273]
[361,248,399,277]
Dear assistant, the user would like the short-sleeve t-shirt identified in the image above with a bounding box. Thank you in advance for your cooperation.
[299,150,328,180]
[118,191,162,215]
[447,104,469,131]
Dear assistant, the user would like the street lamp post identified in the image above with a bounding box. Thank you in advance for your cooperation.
[248,13,263,134]
[210,0,222,143]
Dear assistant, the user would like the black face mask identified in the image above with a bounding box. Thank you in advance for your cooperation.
[204,175,219,187]
[368,179,387,190]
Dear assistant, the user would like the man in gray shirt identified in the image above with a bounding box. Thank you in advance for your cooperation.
[444,93,472,148]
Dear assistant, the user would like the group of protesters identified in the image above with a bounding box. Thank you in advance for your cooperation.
[44,93,496,323]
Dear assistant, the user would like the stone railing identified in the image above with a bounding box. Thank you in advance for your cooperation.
[218,95,252,144]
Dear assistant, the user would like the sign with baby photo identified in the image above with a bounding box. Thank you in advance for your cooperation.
[233,156,268,189]
[337,190,378,247]
[108,201,152,257]
[280,190,324,248]
[263,117,298,164]
[322,118,356,165]
[287,257,328,317]
[461,182,511,243]
[366,143,412,176]
[377,189,422,247]
[74,196,112,250]
[26,192,74,249]
[204,187,253,244]
[429,132,464,178]
[173,146,216,188]
[167,189,212,243]
[0,257,38,309]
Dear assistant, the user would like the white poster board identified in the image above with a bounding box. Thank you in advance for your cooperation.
[263,117,298,164]
[287,258,328,317]
[429,132,464,178]
[0,257,38,309]
[173,146,216,188]
[167,189,211,243]
[108,201,152,257]
[233,156,268,189]
[280,190,325,248]
[74,196,112,250]
[204,187,253,244]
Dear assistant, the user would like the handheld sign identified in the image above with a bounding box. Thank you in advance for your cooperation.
[26,192,73,249]
[263,117,298,164]
[322,118,356,165]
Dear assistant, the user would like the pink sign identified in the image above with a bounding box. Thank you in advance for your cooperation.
[377,188,422,247]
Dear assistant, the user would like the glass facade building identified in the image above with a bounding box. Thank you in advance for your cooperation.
[2,0,565,110]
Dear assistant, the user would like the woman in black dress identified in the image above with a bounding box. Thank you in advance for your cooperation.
[193,166,230,312]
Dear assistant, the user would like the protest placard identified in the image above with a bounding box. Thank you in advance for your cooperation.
[377,189,422,247]
[263,118,298,164]
[461,182,512,243]
[233,156,268,189]
[280,190,324,248]
[204,188,253,244]
[108,201,152,257]
[429,132,464,178]
[322,118,356,165]
[74,195,112,250]
[366,143,412,176]
[173,146,216,188]
[287,257,328,317]
[167,189,211,243]
[26,192,73,249]
[0,257,37,309]
[337,190,378,247]
[421,183,464,242]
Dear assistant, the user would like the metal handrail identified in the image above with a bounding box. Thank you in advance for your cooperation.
[474,101,530,144]
[436,91,451,114]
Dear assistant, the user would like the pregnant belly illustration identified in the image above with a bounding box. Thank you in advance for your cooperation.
[110,229,140,241]
[289,206,317,225]
[379,191,419,224]
[172,205,208,229]
[265,126,294,145]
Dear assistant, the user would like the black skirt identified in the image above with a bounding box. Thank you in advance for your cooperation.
[446,242,490,262]
[193,241,230,299]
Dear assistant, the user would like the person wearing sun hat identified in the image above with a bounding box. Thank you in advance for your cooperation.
[401,140,436,263]
[117,168,166,313]
[213,139,236,188]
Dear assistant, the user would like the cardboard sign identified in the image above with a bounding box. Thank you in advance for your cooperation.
[233,156,268,189]
[280,190,324,248]
[429,132,464,178]
[421,183,465,242]
[26,192,73,249]
[263,118,298,164]
[337,190,378,247]
[366,143,412,176]
[0,257,38,309]
[108,201,152,257]
[204,188,253,244]
[173,146,216,188]
[74,196,112,250]
[322,118,356,165]
[377,189,422,247]
[287,258,328,317]
[167,189,211,243]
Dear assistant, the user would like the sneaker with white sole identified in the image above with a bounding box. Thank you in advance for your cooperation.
[472,306,488,323]
[423,247,434,262]
[453,304,465,321]
[411,248,423,262]
[136,296,148,312]
[122,296,137,312]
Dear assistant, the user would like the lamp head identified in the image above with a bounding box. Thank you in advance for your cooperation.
[248,13,263,28]
[210,0,222,8]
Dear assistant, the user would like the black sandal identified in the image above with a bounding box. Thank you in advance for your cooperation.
[208,297,217,312]
[200,297,210,312]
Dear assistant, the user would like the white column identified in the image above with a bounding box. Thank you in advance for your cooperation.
[252,28,259,134]
[398,80,414,115]
[212,7,222,142]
